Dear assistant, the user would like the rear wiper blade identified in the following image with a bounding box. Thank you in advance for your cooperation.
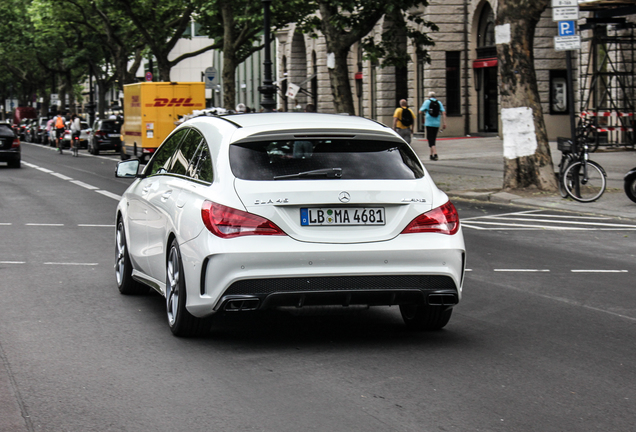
[274,168,342,180]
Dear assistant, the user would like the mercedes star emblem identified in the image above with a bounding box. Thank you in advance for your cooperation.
[338,191,351,203]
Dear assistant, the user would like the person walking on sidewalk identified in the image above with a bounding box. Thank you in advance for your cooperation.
[420,92,447,160]
[392,99,415,144]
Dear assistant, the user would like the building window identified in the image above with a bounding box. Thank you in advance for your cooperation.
[446,51,461,116]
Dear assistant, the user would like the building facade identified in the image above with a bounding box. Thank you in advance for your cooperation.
[273,1,635,141]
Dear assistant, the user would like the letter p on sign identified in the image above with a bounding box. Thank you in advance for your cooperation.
[558,21,576,36]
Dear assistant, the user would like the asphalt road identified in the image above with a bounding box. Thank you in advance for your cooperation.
[1,143,635,431]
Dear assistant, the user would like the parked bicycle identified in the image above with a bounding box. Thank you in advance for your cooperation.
[556,133,607,203]
[576,116,599,153]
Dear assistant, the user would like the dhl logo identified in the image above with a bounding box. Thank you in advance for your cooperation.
[145,98,199,107]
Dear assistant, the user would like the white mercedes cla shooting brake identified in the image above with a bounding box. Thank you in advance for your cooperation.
[115,113,466,337]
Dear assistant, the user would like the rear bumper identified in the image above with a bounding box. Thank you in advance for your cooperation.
[180,230,466,317]
[217,275,459,312]
[0,149,20,161]
[95,138,121,150]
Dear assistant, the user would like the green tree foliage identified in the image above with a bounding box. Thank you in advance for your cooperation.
[298,0,437,114]
[0,0,46,112]
[111,0,220,82]
[197,0,315,110]
[50,0,146,117]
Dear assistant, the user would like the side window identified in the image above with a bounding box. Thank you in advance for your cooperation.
[145,129,189,176]
[169,128,203,176]
[188,141,214,183]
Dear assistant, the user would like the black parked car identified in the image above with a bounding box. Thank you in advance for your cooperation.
[24,119,38,142]
[35,117,50,144]
[88,119,122,155]
[0,122,20,168]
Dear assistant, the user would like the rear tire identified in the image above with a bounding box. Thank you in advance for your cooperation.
[115,221,147,295]
[8,159,21,168]
[166,239,211,337]
[400,303,453,331]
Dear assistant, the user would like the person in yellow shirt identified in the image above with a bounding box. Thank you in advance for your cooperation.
[392,99,415,144]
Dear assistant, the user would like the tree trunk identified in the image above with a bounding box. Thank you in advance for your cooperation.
[221,3,237,111]
[40,84,50,117]
[65,71,76,114]
[328,49,356,115]
[97,81,108,119]
[222,53,237,111]
[497,0,557,191]
[157,58,171,82]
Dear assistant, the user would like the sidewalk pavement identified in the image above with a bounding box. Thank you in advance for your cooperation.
[409,134,636,221]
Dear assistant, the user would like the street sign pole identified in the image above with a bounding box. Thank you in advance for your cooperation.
[552,0,579,147]
[566,50,577,149]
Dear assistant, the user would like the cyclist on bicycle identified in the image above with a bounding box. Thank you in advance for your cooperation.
[70,113,81,157]
[54,114,66,154]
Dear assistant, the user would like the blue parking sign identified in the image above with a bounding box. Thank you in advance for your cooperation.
[558,21,576,36]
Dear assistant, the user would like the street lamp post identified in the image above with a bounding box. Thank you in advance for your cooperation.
[259,0,277,112]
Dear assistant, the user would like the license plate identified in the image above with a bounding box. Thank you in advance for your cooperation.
[300,207,385,226]
[109,134,120,138]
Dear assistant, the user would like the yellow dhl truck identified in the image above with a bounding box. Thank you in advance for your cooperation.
[121,82,205,162]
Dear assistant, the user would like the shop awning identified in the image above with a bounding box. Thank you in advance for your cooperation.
[473,58,498,68]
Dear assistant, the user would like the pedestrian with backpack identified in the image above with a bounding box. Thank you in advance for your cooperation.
[392,99,416,144]
[420,92,447,160]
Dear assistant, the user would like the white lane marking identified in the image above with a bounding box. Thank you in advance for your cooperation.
[0,223,11,226]
[494,269,550,272]
[25,223,64,227]
[461,223,486,230]
[43,262,99,266]
[571,270,629,273]
[51,172,73,181]
[512,214,612,220]
[78,224,115,227]
[96,190,122,200]
[462,220,636,230]
[22,156,121,202]
[472,216,636,228]
[500,284,636,323]
[0,261,25,264]
[70,180,99,190]
[463,221,592,230]
[462,209,541,221]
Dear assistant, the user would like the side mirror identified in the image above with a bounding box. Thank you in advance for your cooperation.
[115,160,140,178]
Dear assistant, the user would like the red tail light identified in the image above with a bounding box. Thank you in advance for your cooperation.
[12,138,20,148]
[201,201,286,239]
[95,131,105,138]
[401,201,460,235]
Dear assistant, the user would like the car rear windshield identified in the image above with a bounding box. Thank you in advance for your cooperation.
[0,124,14,138]
[100,121,121,133]
[230,139,424,180]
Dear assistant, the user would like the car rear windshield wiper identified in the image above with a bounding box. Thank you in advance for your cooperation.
[273,168,342,180]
